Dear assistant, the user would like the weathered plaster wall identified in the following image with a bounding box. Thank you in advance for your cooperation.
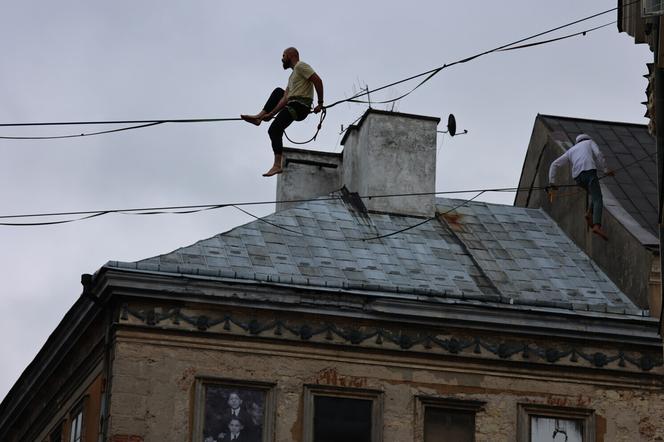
[108,330,664,442]
[342,111,439,217]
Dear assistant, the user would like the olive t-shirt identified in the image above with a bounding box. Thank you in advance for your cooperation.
[287,61,316,105]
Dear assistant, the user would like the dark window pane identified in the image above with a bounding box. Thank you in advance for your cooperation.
[424,408,474,442]
[314,396,372,442]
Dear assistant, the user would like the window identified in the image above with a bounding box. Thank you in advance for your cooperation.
[417,396,485,442]
[303,385,383,442]
[517,404,595,442]
[192,378,275,442]
[69,409,83,442]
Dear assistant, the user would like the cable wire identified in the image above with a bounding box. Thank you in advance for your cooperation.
[232,205,324,238]
[325,1,628,109]
[340,21,616,107]
[0,118,241,140]
[0,3,632,139]
[0,150,654,227]
[0,122,164,140]
[361,191,487,241]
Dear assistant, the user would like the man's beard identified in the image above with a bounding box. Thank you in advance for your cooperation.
[282,59,290,69]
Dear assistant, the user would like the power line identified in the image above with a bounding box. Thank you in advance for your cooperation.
[0,117,242,127]
[497,22,615,53]
[0,3,628,140]
[336,21,615,107]
[0,150,654,227]
[0,122,164,140]
[232,205,325,238]
[0,118,242,141]
[231,145,653,241]
[360,191,487,241]
[326,1,625,109]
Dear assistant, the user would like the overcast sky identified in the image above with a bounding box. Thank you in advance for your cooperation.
[0,1,653,401]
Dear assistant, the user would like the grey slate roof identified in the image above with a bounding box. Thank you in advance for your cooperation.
[106,195,641,316]
[540,115,658,238]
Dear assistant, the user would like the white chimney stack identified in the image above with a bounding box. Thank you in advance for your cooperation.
[277,109,440,217]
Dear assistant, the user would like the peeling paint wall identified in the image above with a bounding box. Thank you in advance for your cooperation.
[342,111,439,217]
[108,331,664,442]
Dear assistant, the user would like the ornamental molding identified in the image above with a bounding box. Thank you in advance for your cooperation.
[119,304,663,374]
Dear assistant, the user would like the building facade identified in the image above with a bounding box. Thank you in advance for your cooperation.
[1,110,663,442]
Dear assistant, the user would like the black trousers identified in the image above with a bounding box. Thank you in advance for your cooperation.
[575,169,603,226]
[263,88,310,154]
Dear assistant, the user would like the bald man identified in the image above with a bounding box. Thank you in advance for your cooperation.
[241,47,324,177]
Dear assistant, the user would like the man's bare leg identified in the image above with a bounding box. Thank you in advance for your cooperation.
[241,110,268,126]
[262,154,283,177]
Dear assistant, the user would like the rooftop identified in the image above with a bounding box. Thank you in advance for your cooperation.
[539,114,658,241]
[106,194,641,316]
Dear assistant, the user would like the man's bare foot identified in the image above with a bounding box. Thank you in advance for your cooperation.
[240,114,262,126]
[262,165,283,177]
[591,224,608,241]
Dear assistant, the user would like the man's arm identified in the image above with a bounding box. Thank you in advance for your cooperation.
[548,153,568,185]
[309,73,324,113]
[590,140,611,175]
[263,88,290,120]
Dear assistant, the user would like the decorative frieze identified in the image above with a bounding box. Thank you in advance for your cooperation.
[120,304,662,373]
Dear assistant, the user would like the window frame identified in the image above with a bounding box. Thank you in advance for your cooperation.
[303,384,383,442]
[517,403,595,442]
[192,377,276,442]
[68,404,84,442]
[415,396,485,442]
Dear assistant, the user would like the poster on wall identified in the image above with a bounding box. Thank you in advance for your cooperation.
[201,383,268,442]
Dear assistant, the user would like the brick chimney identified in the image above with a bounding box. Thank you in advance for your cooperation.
[276,109,440,217]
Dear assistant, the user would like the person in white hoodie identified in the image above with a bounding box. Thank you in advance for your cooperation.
[548,133,614,240]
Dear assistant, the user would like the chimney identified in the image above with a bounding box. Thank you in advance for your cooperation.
[276,147,343,212]
[276,109,440,217]
[341,109,439,217]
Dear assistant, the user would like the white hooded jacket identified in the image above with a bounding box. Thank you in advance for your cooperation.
[548,134,608,185]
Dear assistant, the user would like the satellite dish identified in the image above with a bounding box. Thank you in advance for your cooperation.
[437,113,468,136]
[447,114,457,137]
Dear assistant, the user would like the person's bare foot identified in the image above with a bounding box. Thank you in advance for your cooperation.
[591,224,608,240]
[584,210,593,227]
[262,165,283,177]
[240,114,262,126]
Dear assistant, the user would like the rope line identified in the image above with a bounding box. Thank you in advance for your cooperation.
[232,205,325,238]
[497,22,615,52]
[325,13,621,109]
[0,122,164,140]
[0,5,627,140]
[0,150,654,227]
[360,191,487,241]
[0,118,241,141]
[284,109,327,145]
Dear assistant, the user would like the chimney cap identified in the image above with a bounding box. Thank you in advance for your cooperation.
[340,108,441,145]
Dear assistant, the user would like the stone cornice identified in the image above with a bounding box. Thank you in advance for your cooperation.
[97,268,662,348]
[118,303,664,376]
